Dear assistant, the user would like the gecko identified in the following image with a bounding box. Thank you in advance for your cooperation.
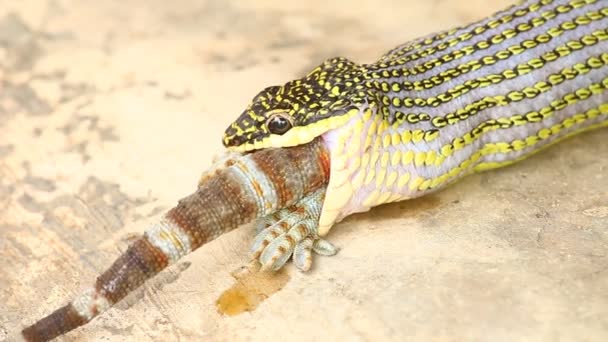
[21,0,608,340]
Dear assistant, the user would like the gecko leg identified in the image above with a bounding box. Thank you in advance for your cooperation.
[250,188,339,271]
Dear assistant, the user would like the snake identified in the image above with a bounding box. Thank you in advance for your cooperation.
[222,0,608,268]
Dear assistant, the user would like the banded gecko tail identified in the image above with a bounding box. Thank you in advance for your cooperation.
[21,138,330,342]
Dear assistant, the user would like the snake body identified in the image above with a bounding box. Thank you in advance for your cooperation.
[223,0,608,235]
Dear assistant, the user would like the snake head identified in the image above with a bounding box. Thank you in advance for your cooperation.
[222,57,364,152]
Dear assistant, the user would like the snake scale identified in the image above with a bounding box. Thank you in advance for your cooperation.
[21,0,607,340]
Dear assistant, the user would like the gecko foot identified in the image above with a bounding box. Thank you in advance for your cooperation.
[251,188,338,272]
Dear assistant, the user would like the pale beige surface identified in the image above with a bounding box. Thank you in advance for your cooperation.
[1,0,607,341]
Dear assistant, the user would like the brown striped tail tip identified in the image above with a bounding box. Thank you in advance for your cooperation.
[21,286,112,341]
[21,303,90,342]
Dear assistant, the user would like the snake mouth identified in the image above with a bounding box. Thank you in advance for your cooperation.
[225,108,362,152]
[222,123,267,150]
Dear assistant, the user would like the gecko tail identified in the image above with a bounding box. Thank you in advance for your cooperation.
[21,138,330,341]
[21,220,186,342]
[21,187,242,341]
[21,302,91,342]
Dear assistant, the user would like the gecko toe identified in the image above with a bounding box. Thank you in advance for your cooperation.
[293,237,314,271]
[250,208,303,259]
[312,239,339,256]
[251,188,338,272]
[293,237,338,271]
[259,218,314,271]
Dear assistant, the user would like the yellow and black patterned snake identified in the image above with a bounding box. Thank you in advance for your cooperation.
[20,0,608,340]
[223,0,608,252]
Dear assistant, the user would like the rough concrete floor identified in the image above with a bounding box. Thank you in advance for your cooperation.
[1,0,607,341]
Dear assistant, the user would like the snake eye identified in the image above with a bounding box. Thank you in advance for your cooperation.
[266,113,293,135]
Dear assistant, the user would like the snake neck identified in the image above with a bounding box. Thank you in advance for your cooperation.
[316,0,608,235]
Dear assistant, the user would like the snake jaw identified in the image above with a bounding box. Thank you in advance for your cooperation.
[223,56,365,151]
[226,108,362,152]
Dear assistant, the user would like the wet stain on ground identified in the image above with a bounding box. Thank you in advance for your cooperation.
[216,262,290,316]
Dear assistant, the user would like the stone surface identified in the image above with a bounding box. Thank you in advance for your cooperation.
[1,0,607,341]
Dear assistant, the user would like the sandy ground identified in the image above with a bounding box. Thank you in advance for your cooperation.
[1,0,607,341]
